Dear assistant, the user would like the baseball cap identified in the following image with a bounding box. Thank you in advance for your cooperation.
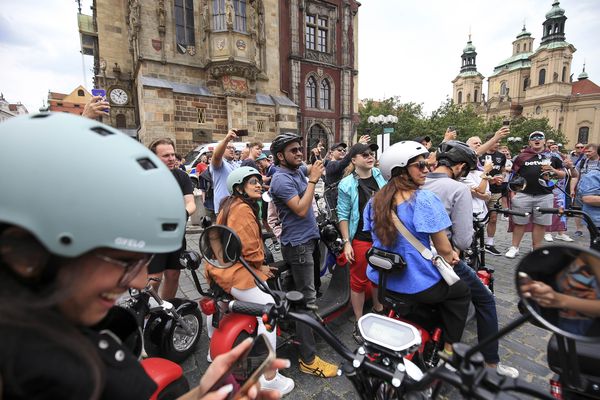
[256,153,268,161]
[330,142,348,150]
[529,131,545,141]
[414,135,432,144]
[348,143,379,158]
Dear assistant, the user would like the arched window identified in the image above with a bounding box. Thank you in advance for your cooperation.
[517,44,520,52]
[466,93,471,103]
[457,91,462,104]
[578,127,590,144]
[305,77,317,108]
[319,79,331,109]
[116,114,126,128]
[307,124,328,154]
[562,66,567,82]
[500,81,507,96]
[77,89,85,96]
[175,0,195,45]
[523,77,530,91]
[538,68,546,85]
[474,89,478,103]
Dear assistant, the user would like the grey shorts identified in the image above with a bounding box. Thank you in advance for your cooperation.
[511,192,554,225]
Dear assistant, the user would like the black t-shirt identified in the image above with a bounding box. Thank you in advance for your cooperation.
[172,167,194,195]
[517,153,563,195]
[478,151,506,193]
[354,175,380,242]
[241,158,259,170]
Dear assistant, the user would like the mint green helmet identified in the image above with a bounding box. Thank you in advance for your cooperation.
[227,166,262,194]
[0,113,186,257]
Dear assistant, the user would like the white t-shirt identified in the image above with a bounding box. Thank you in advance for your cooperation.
[462,170,489,217]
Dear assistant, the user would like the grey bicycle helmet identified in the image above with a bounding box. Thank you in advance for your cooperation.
[227,166,262,194]
[436,140,478,172]
[378,141,430,180]
[270,132,302,165]
[0,113,186,257]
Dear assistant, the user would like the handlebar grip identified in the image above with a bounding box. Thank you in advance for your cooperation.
[503,210,529,217]
[229,300,269,316]
[536,207,560,214]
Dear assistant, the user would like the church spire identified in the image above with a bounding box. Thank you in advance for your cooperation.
[460,34,478,74]
[541,0,567,45]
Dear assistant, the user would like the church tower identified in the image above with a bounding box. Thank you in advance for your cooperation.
[452,35,484,106]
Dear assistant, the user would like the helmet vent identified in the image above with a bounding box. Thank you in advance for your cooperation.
[137,158,157,170]
[31,113,50,119]
[162,223,178,232]
[90,126,114,136]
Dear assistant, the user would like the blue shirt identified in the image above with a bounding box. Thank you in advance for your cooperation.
[578,170,600,228]
[270,165,320,246]
[210,159,237,213]
[363,190,451,294]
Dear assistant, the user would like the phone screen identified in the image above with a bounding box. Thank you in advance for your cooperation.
[91,89,106,98]
[502,120,511,126]
[207,334,274,400]
[235,129,249,137]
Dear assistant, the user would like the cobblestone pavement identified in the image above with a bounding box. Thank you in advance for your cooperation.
[175,219,590,399]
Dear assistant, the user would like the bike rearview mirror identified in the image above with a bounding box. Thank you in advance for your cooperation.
[516,245,600,342]
[538,171,557,188]
[198,225,242,269]
[262,191,272,203]
[507,175,527,192]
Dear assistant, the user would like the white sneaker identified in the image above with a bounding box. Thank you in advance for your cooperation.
[505,246,519,259]
[555,233,574,242]
[259,372,295,396]
[207,350,212,363]
[496,363,519,378]
[544,233,554,242]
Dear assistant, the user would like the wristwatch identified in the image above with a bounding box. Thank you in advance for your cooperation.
[342,238,350,245]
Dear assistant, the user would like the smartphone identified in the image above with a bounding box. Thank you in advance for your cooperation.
[518,271,533,285]
[485,155,492,164]
[502,120,511,126]
[206,334,275,400]
[91,88,106,98]
[235,129,249,137]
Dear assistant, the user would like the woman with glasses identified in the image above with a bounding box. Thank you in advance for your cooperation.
[337,143,386,342]
[206,167,295,396]
[0,115,287,400]
[363,141,471,356]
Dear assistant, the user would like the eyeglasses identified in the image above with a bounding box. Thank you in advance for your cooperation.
[576,146,584,149]
[359,151,375,158]
[246,177,262,185]
[226,146,236,150]
[407,160,430,171]
[335,148,347,153]
[287,146,304,154]
[94,252,154,287]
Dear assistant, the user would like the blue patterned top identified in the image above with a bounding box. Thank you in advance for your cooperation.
[363,189,452,294]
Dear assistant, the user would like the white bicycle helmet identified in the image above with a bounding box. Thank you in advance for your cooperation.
[0,113,186,257]
[227,166,262,194]
[378,141,430,180]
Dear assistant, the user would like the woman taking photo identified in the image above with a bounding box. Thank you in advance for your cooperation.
[0,114,285,400]
[206,167,295,396]
[363,141,471,355]
[337,143,386,342]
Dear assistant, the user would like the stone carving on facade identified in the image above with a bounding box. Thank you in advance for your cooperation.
[127,0,142,58]
[187,46,196,56]
[305,50,334,64]
[157,0,166,33]
[248,0,257,35]
[209,63,259,81]
[222,75,249,96]
[225,0,234,30]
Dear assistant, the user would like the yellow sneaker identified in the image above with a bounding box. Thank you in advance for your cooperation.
[299,356,338,378]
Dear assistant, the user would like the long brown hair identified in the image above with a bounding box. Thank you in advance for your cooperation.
[371,165,420,247]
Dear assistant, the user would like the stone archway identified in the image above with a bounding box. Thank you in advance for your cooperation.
[307,123,329,154]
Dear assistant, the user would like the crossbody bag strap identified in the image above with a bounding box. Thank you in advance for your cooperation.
[390,212,434,261]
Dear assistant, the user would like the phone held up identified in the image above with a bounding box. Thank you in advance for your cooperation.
[235,129,249,137]
[91,89,109,113]
[206,334,275,400]
[502,119,511,127]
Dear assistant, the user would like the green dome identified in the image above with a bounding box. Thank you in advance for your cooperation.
[545,1,565,19]
[516,25,531,39]
[463,40,476,53]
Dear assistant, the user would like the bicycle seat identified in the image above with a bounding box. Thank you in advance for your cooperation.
[547,334,600,376]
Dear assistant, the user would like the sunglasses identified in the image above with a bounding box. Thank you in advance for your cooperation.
[287,146,304,154]
[530,136,544,141]
[226,146,236,150]
[576,146,584,149]
[408,160,430,170]
[246,177,262,185]
[335,148,347,153]
[94,252,154,287]
[358,151,375,158]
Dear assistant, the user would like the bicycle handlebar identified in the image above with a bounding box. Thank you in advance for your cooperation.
[229,300,271,316]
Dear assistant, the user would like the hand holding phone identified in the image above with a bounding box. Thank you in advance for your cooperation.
[235,129,249,137]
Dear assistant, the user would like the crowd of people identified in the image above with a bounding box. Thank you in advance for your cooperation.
[2,97,599,399]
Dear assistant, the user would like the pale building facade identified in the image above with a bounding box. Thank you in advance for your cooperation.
[0,93,28,122]
[452,1,600,146]
[80,0,356,153]
[47,85,92,116]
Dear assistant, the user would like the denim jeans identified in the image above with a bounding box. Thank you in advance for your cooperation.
[454,260,500,364]
[281,239,318,362]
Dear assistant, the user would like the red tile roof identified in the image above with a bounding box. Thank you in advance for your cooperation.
[48,92,67,100]
[572,79,600,95]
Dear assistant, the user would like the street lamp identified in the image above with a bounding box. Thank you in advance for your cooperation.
[367,114,398,157]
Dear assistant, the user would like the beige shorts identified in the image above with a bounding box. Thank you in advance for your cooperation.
[485,192,503,210]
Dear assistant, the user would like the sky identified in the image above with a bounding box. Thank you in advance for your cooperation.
[0,0,598,115]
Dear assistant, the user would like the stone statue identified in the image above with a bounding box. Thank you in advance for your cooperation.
[157,0,166,30]
[248,1,257,34]
[225,0,234,29]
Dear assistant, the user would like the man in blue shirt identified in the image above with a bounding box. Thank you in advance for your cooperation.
[269,133,338,378]
[210,129,239,213]
[578,169,600,231]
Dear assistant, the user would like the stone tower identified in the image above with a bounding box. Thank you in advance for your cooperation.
[452,35,484,106]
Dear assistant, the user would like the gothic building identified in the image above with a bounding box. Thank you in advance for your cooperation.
[451,1,600,145]
[79,0,359,153]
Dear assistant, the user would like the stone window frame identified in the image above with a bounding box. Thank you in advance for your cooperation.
[500,81,508,96]
[303,1,337,65]
[175,0,196,46]
[578,126,590,144]
[305,72,335,112]
[538,68,546,85]
[212,0,247,32]
[116,114,127,128]
[256,119,265,132]
[197,108,206,124]
[233,0,247,33]
[305,76,317,108]
[457,91,462,104]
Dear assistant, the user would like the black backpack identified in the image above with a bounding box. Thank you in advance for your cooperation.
[199,168,213,197]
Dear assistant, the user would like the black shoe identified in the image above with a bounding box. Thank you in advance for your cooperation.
[352,322,364,344]
[485,245,501,256]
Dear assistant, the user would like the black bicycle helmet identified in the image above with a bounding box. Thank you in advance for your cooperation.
[436,140,478,172]
[270,132,302,165]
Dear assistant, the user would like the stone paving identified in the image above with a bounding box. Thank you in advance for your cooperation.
[175,219,591,399]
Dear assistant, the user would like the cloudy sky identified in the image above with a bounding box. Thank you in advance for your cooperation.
[0,0,598,115]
